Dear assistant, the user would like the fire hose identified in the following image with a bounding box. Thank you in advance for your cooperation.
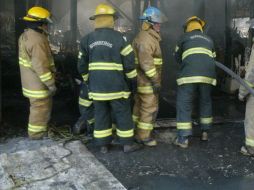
[215,61,254,96]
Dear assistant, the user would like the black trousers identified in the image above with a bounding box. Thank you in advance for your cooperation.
[93,98,134,146]
[176,83,213,137]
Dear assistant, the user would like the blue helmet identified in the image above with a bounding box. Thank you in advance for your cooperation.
[139,6,163,24]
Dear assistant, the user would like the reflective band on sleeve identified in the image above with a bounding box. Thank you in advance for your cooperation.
[94,128,112,138]
[82,74,89,81]
[28,123,47,133]
[137,86,154,94]
[154,58,163,65]
[88,118,95,124]
[182,47,214,60]
[78,51,83,59]
[135,58,163,65]
[19,57,31,68]
[89,62,123,71]
[126,69,137,78]
[177,76,217,86]
[79,97,93,107]
[116,129,134,138]
[120,44,133,56]
[22,88,49,98]
[89,91,131,101]
[200,117,213,124]
[39,72,53,82]
[137,122,154,130]
[246,138,254,147]
[145,68,157,78]
[175,46,179,52]
[132,115,139,123]
[176,122,192,130]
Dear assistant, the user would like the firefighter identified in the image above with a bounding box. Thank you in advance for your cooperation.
[78,3,142,153]
[132,6,164,146]
[239,44,254,157]
[174,16,217,148]
[19,7,56,140]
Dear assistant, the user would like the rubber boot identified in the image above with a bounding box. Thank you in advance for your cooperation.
[123,143,143,153]
[136,129,157,146]
[72,120,87,135]
[29,131,48,140]
[174,136,189,149]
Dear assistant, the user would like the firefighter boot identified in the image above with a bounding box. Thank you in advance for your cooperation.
[136,129,157,146]
[29,131,48,140]
[174,136,189,149]
[123,143,143,153]
[72,120,87,135]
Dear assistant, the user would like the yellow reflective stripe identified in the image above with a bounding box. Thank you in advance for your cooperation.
[145,68,157,77]
[137,122,154,130]
[245,80,254,88]
[22,88,49,98]
[154,58,163,65]
[39,72,53,82]
[200,117,213,124]
[182,47,214,60]
[177,76,217,86]
[82,74,89,81]
[246,138,254,147]
[89,62,123,71]
[126,69,137,78]
[132,115,139,123]
[28,124,47,133]
[116,129,134,138]
[79,97,92,107]
[78,51,83,59]
[19,57,31,68]
[137,86,153,94]
[94,128,112,138]
[177,122,192,130]
[135,58,163,65]
[89,91,130,101]
[121,44,133,56]
[175,46,179,52]
[88,118,95,124]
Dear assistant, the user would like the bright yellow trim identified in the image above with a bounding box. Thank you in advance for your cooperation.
[89,91,130,101]
[176,122,192,130]
[19,57,31,68]
[137,86,153,94]
[245,80,254,88]
[79,97,93,107]
[82,74,89,81]
[200,117,213,124]
[116,129,134,138]
[137,122,153,130]
[246,138,254,147]
[177,76,217,86]
[182,47,214,60]
[22,88,49,98]
[126,69,137,78]
[89,62,123,71]
[120,44,133,56]
[132,115,139,123]
[39,72,53,82]
[145,68,157,78]
[135,58,163,65]
[28,124,47,133]
[94,128,112,138]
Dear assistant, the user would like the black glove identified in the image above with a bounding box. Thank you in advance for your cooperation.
[128,78,137,95]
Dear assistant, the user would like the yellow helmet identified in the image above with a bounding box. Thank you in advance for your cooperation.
[89,3,117,20]
[23,6,53,23]
[184,16,206,32]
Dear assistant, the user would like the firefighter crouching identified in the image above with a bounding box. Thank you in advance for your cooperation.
[239,44,254,157]
[78,3,142,153]
[132,7,164,146]
[174,16,217,148]
[19,7,56,140]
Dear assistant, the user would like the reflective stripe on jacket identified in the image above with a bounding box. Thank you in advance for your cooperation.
[18,29,55,99]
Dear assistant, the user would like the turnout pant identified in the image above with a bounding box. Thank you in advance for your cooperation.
[28,97,52,137]
[244,96,254,148]
[176,83,213,137]
[133,92,159,140]
[93,98,134,146]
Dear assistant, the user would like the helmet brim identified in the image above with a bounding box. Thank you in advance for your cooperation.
[89,14,118,20]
